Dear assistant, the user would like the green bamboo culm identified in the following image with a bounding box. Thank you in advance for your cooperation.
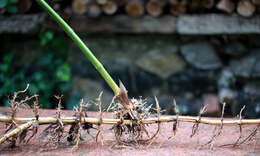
[36,0,120,96]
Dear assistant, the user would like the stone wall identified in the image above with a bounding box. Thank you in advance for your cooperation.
[2,16,260,117]
[65,34,260,118]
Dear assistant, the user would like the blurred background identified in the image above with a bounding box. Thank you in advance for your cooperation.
[1,0,260,118]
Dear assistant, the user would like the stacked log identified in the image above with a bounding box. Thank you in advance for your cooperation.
[125,0,144,17]
[18,0,32,13]
[216,0,235,14]
[169,0,187,16]
[72,0,88,15]
[103,0,118,15]
[237,0,256,17]
[87,0,102,17]
[201,0,214,9]
[68,0,260,18]
[146,0,166,17]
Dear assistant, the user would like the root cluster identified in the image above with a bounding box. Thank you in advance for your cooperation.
[0,85,260,150]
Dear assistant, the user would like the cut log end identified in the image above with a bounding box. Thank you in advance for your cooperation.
[170,3,187,16]
[72,0,88,15]
[146,0,164,17]
[103,0,118,15]
[125,0,144,17]
[201,0,215,9]
[216,0,235,14]
[18,0,32,13]
[88,2,102,17]
[237,0,256,17]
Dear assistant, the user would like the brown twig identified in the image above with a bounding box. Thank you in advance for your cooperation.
[95,92,104,145]
[233,124,260,146]
[190,105,207,138]
[147,96,161,147]
[173,99,179,135]
[24,96,40,144]
[159,99,179,148]
[106,95,116,112]
[220,105,246,147]
[232,105,246,147]
[203,103,226,149]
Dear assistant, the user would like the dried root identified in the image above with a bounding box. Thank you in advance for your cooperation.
[190,105,207,138]
[2,85,260,151]
[0,84,38,147]
[146,97,161,148]
[67,100,84,149]
[95,92,104,145]
[111,92,154,148]
[172,99,179,135]
[202,103,226,149]
[40,95,65,149]
[160,99,179,148]
[22,96,40,144]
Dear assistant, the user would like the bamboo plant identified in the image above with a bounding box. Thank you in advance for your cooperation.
[0,0,260,150]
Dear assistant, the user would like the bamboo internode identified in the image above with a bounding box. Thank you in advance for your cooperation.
[0,121,33,144]
[1,115,260,126]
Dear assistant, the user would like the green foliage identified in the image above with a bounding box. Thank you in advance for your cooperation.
[0,29,72,109]
[27,54,72,109]
[0,53,25,106]
[0,0,18,14]
[39,29,54,47]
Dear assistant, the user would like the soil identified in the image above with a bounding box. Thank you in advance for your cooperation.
[0,107,259,156]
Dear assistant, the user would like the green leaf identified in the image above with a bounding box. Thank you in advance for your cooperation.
[6,5,18,13]
[0,0,7,8]
[39,30,54,46]
[56,63,71,82]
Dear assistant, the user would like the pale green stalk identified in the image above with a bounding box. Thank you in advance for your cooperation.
[36,0,120,95]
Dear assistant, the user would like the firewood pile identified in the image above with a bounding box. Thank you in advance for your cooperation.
[65,0,260,17]
[7,0,260,18]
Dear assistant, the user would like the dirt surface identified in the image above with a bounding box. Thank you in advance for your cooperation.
[0,107,260,156]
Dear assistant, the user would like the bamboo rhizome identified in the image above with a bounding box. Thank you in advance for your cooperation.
[1,0,260,151]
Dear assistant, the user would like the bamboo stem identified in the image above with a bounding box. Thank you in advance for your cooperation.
[0,121,33,144]
[36,0,120,96]
[1,115,260,126]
